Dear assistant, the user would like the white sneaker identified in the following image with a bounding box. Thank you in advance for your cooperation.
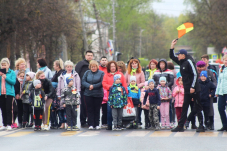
[0,126,7,130]
[101,125,108,129]
[44,125,49,131]
[88,126,94,130]
[95,126,101,130]
[7,126,12,131]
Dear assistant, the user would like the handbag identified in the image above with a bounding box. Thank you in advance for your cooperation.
[122,97,136,117]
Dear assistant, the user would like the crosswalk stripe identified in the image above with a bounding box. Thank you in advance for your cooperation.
[4,131,34,137]
[78,131,100,136]
[198,132,219,137]
[150,131,172,137]
[0,129,22,137]
[61,131,82,136]
[222,132,227,137]
[126,131,150,137]
[174,131,195,137]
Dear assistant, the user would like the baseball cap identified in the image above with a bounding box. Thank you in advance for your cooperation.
[175,49,187,56]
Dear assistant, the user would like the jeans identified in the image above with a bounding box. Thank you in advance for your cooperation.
[218,95,227,127]
[58,109,66,125]
[107,104,113,127]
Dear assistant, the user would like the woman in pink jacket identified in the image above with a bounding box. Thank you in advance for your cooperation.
[125,58,145,127]
[172,75,184,122]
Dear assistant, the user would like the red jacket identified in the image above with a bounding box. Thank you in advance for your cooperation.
[102,71,128,97]
[99,66,107,75]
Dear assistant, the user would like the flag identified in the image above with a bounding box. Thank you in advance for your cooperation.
[177,22,194,38]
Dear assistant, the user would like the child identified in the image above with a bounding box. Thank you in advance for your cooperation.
[13,70,25,128]
[127,76,141,129]
[198,71,216,130]
[143,79,161,131]
[29,80,45,131]
[60,77,80,131]
[108,74,127,130]
[172,74,184,122]
[157,77,172,129]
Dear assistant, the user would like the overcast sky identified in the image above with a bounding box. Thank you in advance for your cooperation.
[152,0,191,17]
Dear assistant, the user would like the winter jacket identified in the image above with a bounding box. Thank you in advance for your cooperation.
[108,83,127,108]
[125,71,145,89]
[0,68,16,97]
[37,66,53,81]
[208,64,217,73]
[51,69,65,82]
[60,86,80,107]
[29,78,54,99]
[145,69,157,81]
[172,77,184,107]
[21,81,33,104]
[170,49,200,94]
[75,59,90,91]
[82,70,104,97]
[57,70,81,97]
[127,84,141,105]
[29,88,45,110]
[153,59,174,89]
[199,78,216,106]
[143,88,161,106]
[102,71,128,97]
[216,66,227,95]
[157,85,172,101]
[141,90,149,110]
[14,68,30,87]
[14,79,21,96]
[99,65,107,75]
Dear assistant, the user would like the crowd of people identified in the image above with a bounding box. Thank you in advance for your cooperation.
[0,40,227,132]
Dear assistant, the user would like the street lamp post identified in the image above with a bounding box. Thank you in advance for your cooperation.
[139,29,144,58]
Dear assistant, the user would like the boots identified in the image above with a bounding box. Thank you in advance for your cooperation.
[171,126,184,132]
[191,125,197,129]
[106,125,112,130]
[185,120,189,129]
[196,125,205,132]
[210,123,214,130]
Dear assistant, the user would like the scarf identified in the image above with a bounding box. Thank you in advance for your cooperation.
[149,68,157,80]
[129,83,139,93]
[39,66,47,71]
[131,68,137,76]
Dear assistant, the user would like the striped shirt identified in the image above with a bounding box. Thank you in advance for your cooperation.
[1,76,6,95]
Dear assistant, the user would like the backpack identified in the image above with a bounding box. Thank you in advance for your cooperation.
[210,69,218,82]
[34,91,43,108]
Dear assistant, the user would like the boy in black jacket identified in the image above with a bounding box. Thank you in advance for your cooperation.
[143,79,161,131]
[29,80,45,131]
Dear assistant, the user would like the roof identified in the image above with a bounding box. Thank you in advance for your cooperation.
[84,16,110,25]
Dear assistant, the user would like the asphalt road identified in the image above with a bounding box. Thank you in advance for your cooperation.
[0,103,226,151]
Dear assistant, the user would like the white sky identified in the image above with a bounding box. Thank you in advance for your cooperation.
[152,0,191,17]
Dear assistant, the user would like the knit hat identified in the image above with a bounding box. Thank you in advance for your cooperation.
[130,76,136,82]
[26,72,36,80]
[33,80,41,87]
[66,77,73,85]
[114,74,121,82]
[148,79,155,85]
[176,72,182,79]
[159,76,167,83]
[200,70,207,78]
[196,61,206,67]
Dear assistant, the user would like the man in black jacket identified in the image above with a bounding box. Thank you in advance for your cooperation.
[75,50,94,127]
[169,39,205,132]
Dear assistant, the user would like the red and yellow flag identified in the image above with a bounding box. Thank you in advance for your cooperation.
[177,22,194,38]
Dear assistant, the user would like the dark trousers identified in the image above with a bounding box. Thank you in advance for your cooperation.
[202,105,210,126]
[189,101,196,125]
[23,103,33,124]
[80,91,87,125]
[34,109,43,126]
[144,109,150,125]
[0,95,13,126]
[50,109,58,127]
[170,101,176,123]
[138,106,142,124]
[66,105,77,126]
[16,99,23,124]
[107,104,113,127]
[58,109,66,125]
[101,103,107,125]
[175,107,183,122]
[178,93,203,127]
[218,95,227,127]
[85,96,102,127]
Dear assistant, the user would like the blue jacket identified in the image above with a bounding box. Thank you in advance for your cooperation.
[108,83,127,108]
[0,68,16,97]
[143,88,161,106]
[216,66,227,95]
[127,84,141,105]
[199,78,216,106]
[82,70,104,97]
[37,66,53,81]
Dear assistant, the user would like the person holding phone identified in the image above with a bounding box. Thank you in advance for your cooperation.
[0,58,16,131]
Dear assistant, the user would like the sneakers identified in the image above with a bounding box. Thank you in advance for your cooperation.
[72,126,80,131]
[133,122,138,129]
[11,123,18,128]
[161,126,166,130]
[166,126,171,130]
[43,125,49,131]
[38,126,41,131]
[81,123,89,128]
[18,123,22,128]
[117,126,122,131]
[95,126,101,130]
[0,126,7,131]
[101,124,108,129]
[88,126,94,130]
[7,126,12,131]
[34,126,38,131]
[196,126,205,132]
[28,123,33,128]
[185,121,190,128]
[171,126,184,132]
[112,126,117,131]
[155,126,161,131]
[67,126,71,131]
[147,126,155,130]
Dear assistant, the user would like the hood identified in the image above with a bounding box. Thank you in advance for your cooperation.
[176,77,183,87]
[62,70,74,76]
[157,59,167,71]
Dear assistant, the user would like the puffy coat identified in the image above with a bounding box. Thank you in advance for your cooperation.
[127,84,141,105]
[172,77,184,107]
[216,66,227,95]
[75,59,89,91]
[153,59,174,89]
[170,49,200,94]
[82,69,104,97]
